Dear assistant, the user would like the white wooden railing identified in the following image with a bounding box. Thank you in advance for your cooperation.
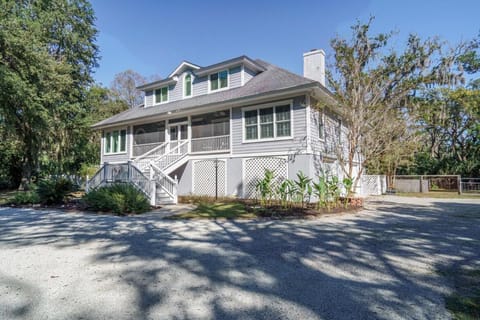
[150,163,178,203]
[151,140,189,171]
[133,142,166,157]
[86,162,152,198]
[191,135,230,153]
[134,141,168,172]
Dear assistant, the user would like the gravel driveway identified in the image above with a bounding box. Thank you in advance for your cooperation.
[0,196,479,320]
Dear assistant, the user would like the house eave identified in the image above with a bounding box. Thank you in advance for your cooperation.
[92,83,317,130]
[195,57,265,77]
[137,78,177,91]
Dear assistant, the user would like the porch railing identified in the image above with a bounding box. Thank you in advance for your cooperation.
[86,162,152,198]
[133,142,167,157]
[191,135,230,153]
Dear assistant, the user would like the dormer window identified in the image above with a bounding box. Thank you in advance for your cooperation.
[184,74,192,97]
[154,86,168,104]
[210,70,228,91]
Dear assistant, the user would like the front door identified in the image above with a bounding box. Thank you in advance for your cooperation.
[168,123,188,151]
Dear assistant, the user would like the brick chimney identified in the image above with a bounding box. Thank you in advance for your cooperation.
[303,49,325,86]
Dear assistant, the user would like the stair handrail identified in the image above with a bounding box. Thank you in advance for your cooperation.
[152,140,189,165]
[150,163,177,199]
[128,162,153,198]
[135,141,168,163]
[86,164,105,191]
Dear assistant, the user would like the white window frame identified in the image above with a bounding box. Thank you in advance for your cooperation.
[154,86,169,105]
[318,111,325,141]
[208,69,229,93]
[104,128,127,155]
[241,100,294,143]
[336,118,342,143]
[183,73,193,98]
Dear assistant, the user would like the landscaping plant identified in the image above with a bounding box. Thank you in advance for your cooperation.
[83,183,150,215]
[10,191,40,205]
[255,169,275,207]
[294,171,312,208]
[313,176,328,209]
[342,177,354,207]
[276,179,295,209]
[37,177,74,204]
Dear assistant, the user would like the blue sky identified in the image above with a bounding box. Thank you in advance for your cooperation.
[91,0,480,86]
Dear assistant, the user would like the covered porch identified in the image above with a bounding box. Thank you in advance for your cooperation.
[131,109,230,158]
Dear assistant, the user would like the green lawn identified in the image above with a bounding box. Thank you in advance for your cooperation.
[395,192,480,199]
[169,202,257,219]
[445,269,480,320]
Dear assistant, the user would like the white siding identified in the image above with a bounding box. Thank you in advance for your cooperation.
[145,90,153,107]
[193,75,208,96]
[243,67,256,84]
[229,66,242,88]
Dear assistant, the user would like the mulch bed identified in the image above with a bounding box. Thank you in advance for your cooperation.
[179,196,364,219]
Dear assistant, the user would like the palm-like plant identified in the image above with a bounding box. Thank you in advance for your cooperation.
[313,176,328,209]
[294,171,312,208]
[255,169,275,206]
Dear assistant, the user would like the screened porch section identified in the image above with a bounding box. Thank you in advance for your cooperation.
[131,109,230,158]
[191,110,229,153]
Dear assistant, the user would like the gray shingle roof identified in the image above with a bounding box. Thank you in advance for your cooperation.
[92,59,320,129]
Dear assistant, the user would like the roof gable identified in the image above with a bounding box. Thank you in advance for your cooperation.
[168,61,201,78]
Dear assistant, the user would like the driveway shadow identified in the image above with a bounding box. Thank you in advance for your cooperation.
[0,197,479,319]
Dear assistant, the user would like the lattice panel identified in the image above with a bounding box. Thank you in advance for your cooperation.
[243,157,287,199]
[360,175,386,195]
[193,160,226,196]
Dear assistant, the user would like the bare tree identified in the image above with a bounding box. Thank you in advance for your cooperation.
[316,17,458,191]
[110,70,147,108]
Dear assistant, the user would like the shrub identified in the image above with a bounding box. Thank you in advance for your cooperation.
[10,191,40,205]
[83,183,150,215]
[37,177,74,204]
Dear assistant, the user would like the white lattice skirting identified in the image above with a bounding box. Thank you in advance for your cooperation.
[192,159,226,196]
[243,157,288,199]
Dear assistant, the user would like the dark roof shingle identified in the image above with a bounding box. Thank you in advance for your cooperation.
[92,59,319,129]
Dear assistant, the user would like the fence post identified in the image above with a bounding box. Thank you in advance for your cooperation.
[419,176,423,193]
[458,175,462,195]
[103,162,108,183]
[174,175,178,204]
[127,160,132,182]
[149,165,156,206]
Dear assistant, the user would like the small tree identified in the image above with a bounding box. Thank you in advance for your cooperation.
[319,17,464,191]
[110,70,147,108]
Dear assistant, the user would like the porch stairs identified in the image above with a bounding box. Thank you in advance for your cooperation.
[87,141,190,206]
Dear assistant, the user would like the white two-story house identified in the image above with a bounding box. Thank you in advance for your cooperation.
[90,49,357,204]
